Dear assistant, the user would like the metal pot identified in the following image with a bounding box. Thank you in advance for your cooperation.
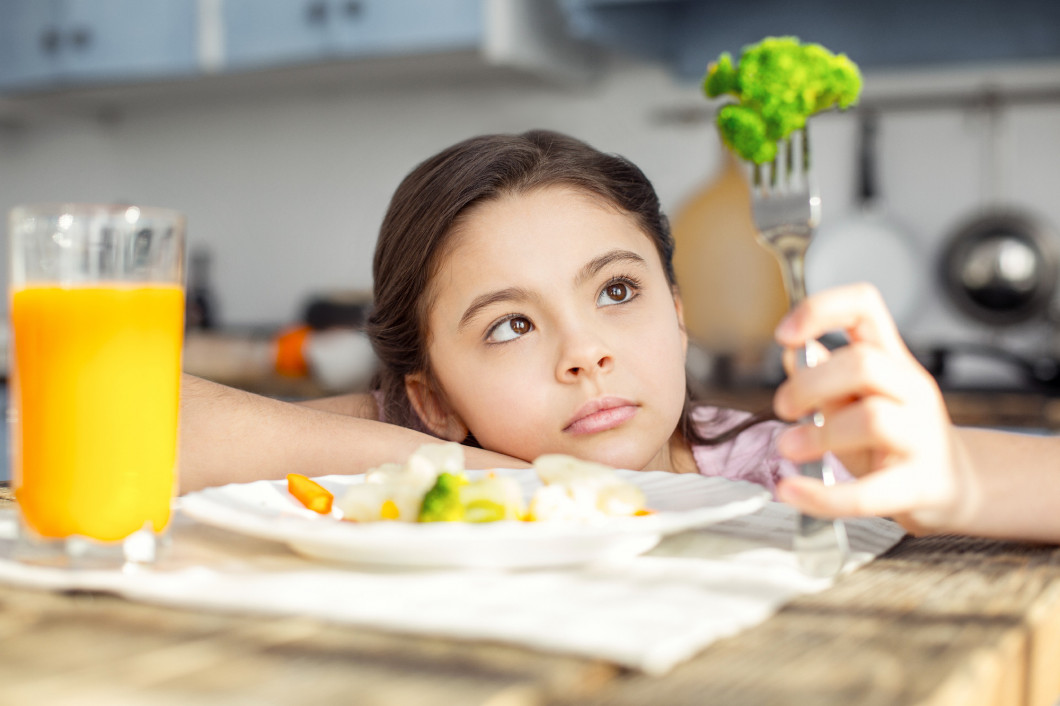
[939,209,1058,327]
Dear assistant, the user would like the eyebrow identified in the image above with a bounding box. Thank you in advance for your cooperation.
[456,249,649,332]
[576,249,648,285]
[457,286,534,332]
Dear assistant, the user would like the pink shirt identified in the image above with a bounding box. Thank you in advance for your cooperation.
[690,405,852,499]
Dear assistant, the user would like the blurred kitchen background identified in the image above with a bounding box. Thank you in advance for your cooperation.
[3,0,1060,479]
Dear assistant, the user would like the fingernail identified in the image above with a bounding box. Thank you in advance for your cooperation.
[774,313,795,340]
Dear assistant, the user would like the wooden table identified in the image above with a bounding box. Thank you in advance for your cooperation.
[2,488,1060,705]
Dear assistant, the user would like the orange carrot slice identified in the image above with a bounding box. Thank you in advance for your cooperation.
[286,473,334,514]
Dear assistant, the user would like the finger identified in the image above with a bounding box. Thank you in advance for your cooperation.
[776,395,916,466]
[777,467,935,520]
[775,342,926,422]
[775,283,906,357]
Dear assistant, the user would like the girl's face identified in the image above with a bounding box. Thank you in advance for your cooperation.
[411,186,688,472]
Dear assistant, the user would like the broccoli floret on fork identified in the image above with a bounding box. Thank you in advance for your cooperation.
[703,36,862,164]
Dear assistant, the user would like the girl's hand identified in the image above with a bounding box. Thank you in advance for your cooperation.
[771,284,973,533]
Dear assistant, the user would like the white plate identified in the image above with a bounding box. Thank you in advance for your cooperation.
[180,469,770,569]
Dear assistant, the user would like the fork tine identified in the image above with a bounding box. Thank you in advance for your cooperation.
[785,137,795,185]
[748,129,817,206]
[802,126,811,173]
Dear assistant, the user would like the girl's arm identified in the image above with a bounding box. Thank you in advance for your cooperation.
[771,284,1060,542]
[179,374,527,494]
[295,392,377,416]
[944,427,1060,541]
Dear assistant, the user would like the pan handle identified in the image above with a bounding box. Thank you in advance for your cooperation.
[857,110,881,206]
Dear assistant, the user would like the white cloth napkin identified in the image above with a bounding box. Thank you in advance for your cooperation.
[0,503,904,675]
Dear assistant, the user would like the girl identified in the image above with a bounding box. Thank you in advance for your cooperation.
[180,130,850,495]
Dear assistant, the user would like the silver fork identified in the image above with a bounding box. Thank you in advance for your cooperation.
[749,128,850,578]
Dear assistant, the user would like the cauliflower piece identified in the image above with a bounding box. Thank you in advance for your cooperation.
[336,483,394,522]
[407,441,464,477]
[460,475,526,523]
[342,442,467,522]
[529,454,646,521]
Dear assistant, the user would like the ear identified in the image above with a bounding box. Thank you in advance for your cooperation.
[672,287,689,358]
[404,372,469,442]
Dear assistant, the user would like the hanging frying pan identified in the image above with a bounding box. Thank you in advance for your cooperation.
[938,99,1059,328]
[939,209,1058,326]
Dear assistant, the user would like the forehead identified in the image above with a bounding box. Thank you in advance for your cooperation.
[443,186,655,273]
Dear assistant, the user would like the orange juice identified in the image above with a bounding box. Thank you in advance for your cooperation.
[11,284,184,542]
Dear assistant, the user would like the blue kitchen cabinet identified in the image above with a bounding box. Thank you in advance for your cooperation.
[0,0,198,93]
[221,0,484,71]
[560,0,1060,80]
[0,0,63,91]
[219,0,335,69]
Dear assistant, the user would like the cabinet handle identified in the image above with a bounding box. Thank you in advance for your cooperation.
[40,27,61,54]
[306,1,328,24]
[69,27,92,50]
[343,1,363,19]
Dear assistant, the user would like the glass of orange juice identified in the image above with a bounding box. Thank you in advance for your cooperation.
[8,204,185,567]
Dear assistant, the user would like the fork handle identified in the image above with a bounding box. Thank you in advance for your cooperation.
[792,342,850,576]
[794,492,850,576]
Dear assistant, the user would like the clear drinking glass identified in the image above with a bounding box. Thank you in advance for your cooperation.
[8,204,185,568]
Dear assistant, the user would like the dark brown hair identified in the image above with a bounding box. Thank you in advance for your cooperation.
[366,129,768,448]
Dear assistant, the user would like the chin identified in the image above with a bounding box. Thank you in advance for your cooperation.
[569,442,659,472]
[484,430,665,471]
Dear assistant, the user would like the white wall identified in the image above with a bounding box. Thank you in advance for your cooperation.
[2,56,1060,364]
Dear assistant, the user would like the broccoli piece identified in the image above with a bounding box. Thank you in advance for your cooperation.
[417,472,468,522]
[703,36,862,163]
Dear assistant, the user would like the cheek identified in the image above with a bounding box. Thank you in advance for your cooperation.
[435,351,554,446]
[640,307,686,367]
[639,314,689,413]
[459,386,556,461]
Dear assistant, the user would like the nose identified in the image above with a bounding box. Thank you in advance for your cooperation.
[555,322,614,383]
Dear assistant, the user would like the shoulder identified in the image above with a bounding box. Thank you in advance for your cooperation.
[688,404,792,497]
[688,404,852,497]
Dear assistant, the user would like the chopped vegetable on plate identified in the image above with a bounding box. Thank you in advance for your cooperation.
[288,443,647,524]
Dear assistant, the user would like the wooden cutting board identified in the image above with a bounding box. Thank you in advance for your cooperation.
[671,150,789,360]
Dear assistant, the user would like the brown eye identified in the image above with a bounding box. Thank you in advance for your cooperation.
[597,278,637,307]
[487,315,533,343]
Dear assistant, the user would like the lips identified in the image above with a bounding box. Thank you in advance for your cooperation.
[563,396,638,435]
